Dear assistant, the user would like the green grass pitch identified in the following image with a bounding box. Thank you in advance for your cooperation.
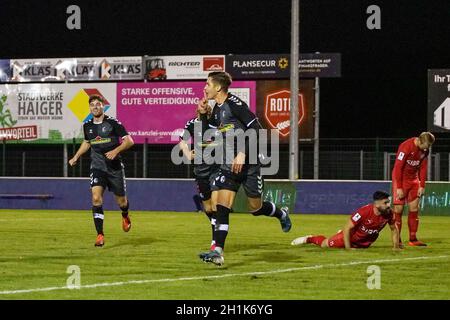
[0,209,449,300]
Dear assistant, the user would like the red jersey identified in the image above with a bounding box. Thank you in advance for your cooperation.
[392,137,429,188]
[349,204,395,248]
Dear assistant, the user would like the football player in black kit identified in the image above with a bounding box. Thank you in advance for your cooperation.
[178,105,219,252]
[198,72,292,266]
[69,95,134,247]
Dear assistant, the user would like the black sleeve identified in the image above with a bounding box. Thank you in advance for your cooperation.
[199,113,209,136]
[228,101,258,129]
[229,101,262,156]
[83,123,89,141]
[111,118,128,138]
[207,105,220,128]
[179,118,195,141]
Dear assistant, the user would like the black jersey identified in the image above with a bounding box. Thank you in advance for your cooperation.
[208,93,261,165]
[180,116,219,178]
[83,115,129,172]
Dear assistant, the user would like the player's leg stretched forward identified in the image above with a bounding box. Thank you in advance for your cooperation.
[248,197,291,232]
[244,169,292,232]
[291,233,341,248]
[200,189,292,266]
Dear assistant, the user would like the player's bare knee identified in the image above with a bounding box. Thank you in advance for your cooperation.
[394,205,404,214]
[203,201,213,213]
[247,198,262,212]
[92,195,103,206]
[116,196,127,208]
[321,239,329,248]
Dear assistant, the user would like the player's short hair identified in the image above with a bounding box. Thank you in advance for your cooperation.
[373,191,390,201]
[89,94,104,104]
[418,132,435,146]
[208,71,232,92]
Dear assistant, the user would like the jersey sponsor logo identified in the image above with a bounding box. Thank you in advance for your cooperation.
[217,123,234,133]
[360,225,379,235]
[397,152,405,160]
[90,137,112,145]
[352,213,362,222]
[406,159,420,166]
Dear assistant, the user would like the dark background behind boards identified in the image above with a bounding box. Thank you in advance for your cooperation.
[1,0,449,138]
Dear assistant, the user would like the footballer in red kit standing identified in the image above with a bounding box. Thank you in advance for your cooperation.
[291,191,400,250]
[391,132,435,247]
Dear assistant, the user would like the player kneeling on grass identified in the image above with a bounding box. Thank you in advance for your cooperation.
[291,191,401,250]
[69,94,134,247]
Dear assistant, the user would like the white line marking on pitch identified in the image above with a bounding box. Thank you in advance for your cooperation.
[0,255,447,295]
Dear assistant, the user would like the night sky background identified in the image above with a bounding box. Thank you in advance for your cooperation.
[1,0,449,138]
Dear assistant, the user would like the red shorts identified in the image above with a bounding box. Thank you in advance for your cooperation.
[392,179,420,205]
[327,232,370,249]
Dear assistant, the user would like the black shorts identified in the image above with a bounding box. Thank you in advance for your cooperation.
[195,165,219,201]
[212,164,263,198]
[90,168,127,196]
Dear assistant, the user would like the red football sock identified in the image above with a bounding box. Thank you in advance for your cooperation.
[307,235,326,246]
[394,212,403,240]
[408,211,419,241]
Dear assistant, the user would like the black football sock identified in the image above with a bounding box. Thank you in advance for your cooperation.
[120,201,129,218]
[92,205,104,235]
[209,211,217,244]
[251,201,284,219]
[214,205,230,251]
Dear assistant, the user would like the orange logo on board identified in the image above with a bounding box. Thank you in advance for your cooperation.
[264,90,305,137]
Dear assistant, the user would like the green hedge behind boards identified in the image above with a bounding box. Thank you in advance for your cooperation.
[233,181,296,214]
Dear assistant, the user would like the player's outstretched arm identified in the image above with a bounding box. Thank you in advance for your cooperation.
[69,140,91,166]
